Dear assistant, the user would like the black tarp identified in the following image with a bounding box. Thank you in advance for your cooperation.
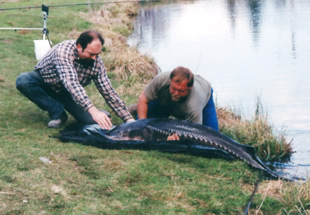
[59,123,235,160]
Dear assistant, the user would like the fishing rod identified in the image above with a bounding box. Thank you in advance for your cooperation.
[0,0,158,33]
[0,0,159,60]
[0,0,159,11]
[0,4,49,36]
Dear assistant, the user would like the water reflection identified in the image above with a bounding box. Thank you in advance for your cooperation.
[289,0,297,59]
[247,0,263,44]
[128,0,310,177]
[227,0,237,35]
[130,6,168,48]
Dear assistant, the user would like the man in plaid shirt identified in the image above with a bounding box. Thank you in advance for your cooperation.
[16,30,135,129]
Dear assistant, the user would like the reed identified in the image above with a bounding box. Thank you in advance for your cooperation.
[216,96,293,162]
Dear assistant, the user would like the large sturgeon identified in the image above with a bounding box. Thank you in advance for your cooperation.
[59,118,280,179]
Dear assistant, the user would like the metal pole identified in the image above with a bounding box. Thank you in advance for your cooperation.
[41,4,49,40]
[0,27,43,30]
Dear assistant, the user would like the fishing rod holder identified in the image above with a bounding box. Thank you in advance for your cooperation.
[42,4,49,40]
[33,4,52,61]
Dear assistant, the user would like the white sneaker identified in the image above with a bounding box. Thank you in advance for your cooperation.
[47,112,68,128]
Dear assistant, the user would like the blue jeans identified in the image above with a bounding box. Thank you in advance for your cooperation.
[16,71,96,124]
[146,89,219,131]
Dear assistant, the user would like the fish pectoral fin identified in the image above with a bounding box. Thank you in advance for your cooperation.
[240,143,256,155]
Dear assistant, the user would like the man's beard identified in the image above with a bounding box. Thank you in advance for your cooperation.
[79,58,95,67]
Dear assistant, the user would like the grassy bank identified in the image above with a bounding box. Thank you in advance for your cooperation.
[0,0,309,214]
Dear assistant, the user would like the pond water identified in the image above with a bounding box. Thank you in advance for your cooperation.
[128,0,310,179]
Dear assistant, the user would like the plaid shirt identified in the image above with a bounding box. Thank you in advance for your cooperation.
[35,40,132,122]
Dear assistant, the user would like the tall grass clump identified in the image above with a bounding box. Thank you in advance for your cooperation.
[217,98,293,162]
[281,179,310,214]
[251,178,310,214]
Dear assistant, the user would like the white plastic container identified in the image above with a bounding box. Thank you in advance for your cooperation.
[34,39,51,61]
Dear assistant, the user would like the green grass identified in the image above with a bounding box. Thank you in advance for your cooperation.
[1,1,309,214]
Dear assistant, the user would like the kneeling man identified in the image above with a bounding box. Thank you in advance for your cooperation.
[16,30,134,129]
[135,66,219,139]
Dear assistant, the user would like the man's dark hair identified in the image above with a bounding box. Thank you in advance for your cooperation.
[76,30,104,50]
[170,66,194,87]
